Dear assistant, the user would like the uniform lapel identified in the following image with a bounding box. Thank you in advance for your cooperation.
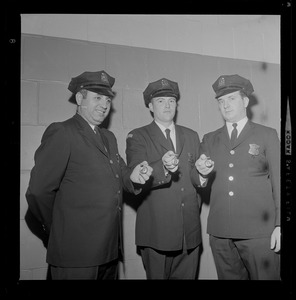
[149,121,173,153]
[99,129,110,154]
[233,120,252,149]
[217,125,231,149]
[175,125,185,156]
[74,114,109,157]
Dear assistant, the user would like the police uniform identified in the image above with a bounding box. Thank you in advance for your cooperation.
[26,71,138,279]
[202,74,280,280]
[126,78,204,279]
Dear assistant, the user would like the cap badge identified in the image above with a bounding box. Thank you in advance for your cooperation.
[218,77,225,87]
[101,72,109,83]
[161,79,169,87]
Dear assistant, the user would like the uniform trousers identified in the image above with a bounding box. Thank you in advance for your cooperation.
[209,235,280,280]
[50,259,118,280]
[140,245,200,280]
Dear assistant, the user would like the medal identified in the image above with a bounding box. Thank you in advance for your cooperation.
[205,160,213,168]
[173,157,179,165]
[205,156,213,168]
[140,165,148,174]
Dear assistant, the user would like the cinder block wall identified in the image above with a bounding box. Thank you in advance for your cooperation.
[20,34,280,279]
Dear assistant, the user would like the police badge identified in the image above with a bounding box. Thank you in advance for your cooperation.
[248,144,260,157]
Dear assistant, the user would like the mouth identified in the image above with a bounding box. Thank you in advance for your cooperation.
[95,110,106,116]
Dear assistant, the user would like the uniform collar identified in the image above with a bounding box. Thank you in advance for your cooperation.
[77,112,96,132]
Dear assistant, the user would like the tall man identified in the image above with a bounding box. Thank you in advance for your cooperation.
[26,70,152,280]
[126,78,210,279]
[196,74,280,280]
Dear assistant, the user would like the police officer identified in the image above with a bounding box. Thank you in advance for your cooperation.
[26,70,152,280]
[126,78,209,279]
[196,74,280,280]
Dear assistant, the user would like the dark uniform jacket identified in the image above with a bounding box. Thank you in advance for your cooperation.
[126,121,204,252]
[26,113,136,267]
[200,120,280,239]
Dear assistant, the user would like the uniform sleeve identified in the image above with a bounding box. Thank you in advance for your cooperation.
[265,128,280,226]
[189,132,206,188]
[118,149,142,195]
[103,130,141,195]
[126,130,172,190]
[25,123,70,231]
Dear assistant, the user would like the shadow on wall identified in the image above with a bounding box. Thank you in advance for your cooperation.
[247,94,258,121]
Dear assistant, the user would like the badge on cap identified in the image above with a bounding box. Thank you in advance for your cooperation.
[101,72,109,84]
[161,79,169,87]
[218,77,225,87]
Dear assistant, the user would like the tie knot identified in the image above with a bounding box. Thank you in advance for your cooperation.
[232,123,238,129]
[165,128,171,139]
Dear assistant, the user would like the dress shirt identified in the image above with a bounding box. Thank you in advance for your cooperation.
[226,116,248,138]
[154,121,177,151]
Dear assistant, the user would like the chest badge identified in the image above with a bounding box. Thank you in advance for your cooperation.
[248,144,260,156]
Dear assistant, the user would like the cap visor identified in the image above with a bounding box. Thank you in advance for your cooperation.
[152,90,178,99]
[215,88,241,98]
[86,87,115,97]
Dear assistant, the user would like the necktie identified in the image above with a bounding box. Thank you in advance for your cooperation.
[165,128,175,152]
[94,126,108,153]
[230,123,238,148]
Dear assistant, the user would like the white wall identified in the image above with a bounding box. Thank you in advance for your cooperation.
[21,14,280,64]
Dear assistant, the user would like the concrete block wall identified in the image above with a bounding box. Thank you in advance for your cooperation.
[20,34,280,279]
[21,15,280,65]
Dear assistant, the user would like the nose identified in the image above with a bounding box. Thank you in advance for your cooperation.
[99,97,109,109]
[223,99,230,109]
[164,99,170,108]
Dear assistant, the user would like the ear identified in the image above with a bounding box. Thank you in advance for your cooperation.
[148,102,154,113]
[75,92,83,106]
[243,96,249,108]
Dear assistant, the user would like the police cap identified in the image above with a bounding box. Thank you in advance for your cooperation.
[68,70,115,97]
[143,78,180,107]
[212,74,254,98]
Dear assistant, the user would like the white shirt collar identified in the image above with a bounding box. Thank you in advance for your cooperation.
[154,120,175,136]
[89,124,96,131]
[226,116,248,137]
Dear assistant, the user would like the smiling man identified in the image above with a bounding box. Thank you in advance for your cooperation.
[196,74,280,280]
[26,70,153,280]
[126,78,209,279]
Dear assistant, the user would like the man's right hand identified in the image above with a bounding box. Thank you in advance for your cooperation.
[162,150,179,173]
[195,154,214,177]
